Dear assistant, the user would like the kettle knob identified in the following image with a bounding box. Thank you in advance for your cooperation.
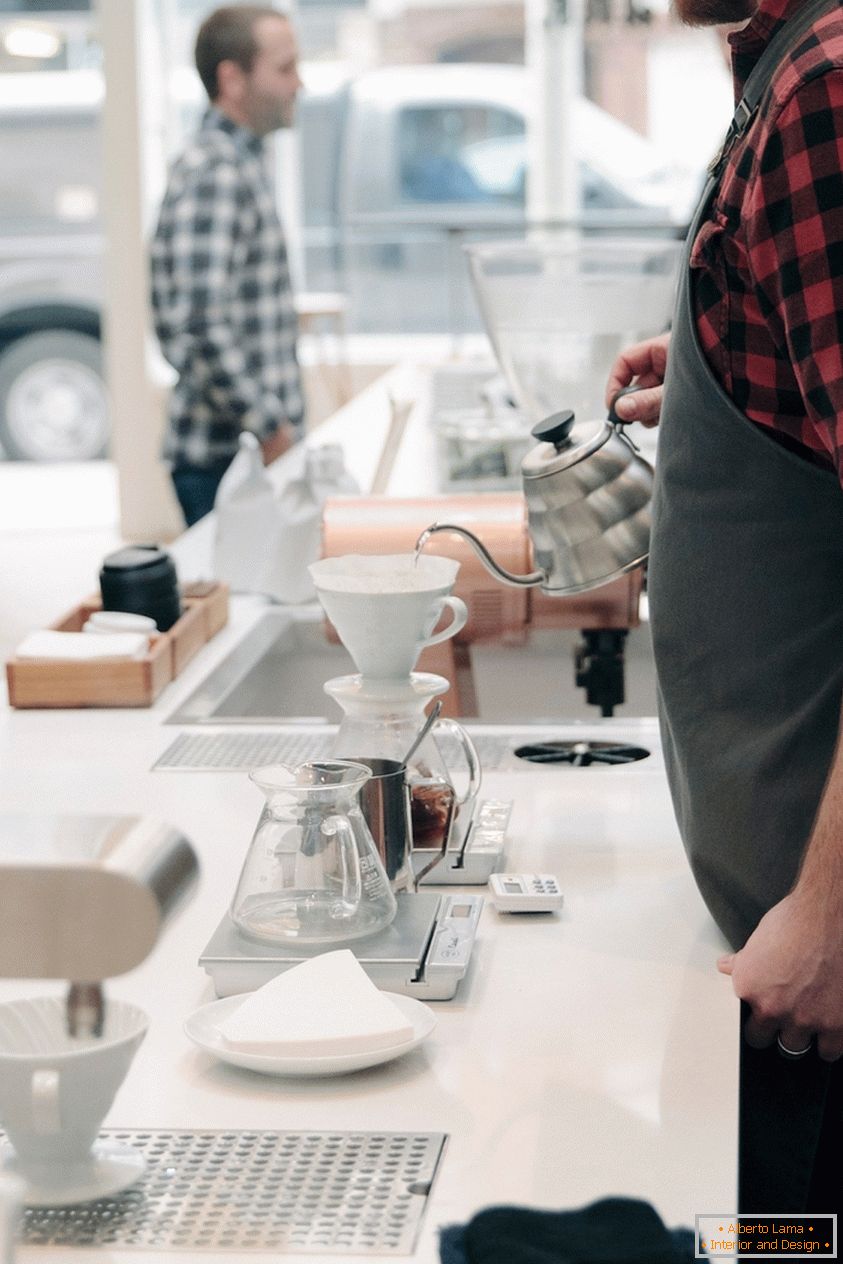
[531,410,576,450]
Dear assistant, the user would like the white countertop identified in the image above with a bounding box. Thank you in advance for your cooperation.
[0,366,737,1260]
[0,588,737,1262]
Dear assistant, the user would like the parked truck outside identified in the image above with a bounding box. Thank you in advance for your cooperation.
[0,62,697,461]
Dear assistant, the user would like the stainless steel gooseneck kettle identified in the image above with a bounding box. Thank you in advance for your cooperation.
[417,387,652,596]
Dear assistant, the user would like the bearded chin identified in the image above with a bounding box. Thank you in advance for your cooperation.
[672,0,755,24]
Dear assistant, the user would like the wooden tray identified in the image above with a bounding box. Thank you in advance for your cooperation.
[6,582,228,710]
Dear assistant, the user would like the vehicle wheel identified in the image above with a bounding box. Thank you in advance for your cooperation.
[0,329,109,461]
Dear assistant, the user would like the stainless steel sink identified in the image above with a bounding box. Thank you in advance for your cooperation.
[168,611,355,725]
[167,608,659,725]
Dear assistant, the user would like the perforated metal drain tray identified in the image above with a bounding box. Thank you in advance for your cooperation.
[16,1128,447,1255]
[153,729,652,774]
[153,729,520,772]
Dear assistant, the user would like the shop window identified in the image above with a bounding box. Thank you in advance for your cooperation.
[398,104,525,206]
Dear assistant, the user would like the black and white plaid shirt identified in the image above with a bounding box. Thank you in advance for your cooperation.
[150,108,304,468]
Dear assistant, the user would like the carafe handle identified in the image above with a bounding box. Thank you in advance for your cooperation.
[322,814,362,911]
[435,718,481,808]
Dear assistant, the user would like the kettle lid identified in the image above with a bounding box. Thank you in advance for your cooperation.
[521,410,610,478]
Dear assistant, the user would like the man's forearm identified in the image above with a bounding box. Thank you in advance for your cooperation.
[793,697,843,911]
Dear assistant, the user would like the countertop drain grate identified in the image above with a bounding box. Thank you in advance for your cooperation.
[17,1128,447,1255]
[153,730,651,774]
[154,730,545,773]
[155,730,335,771]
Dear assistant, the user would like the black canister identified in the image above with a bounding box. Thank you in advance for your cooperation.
[99,546,182,632]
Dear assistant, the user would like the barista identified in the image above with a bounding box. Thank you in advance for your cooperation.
[606,0,843,1214]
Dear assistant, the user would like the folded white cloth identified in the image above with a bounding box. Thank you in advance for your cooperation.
[218,950,414,1057]
[83,611,157,635]
[15,631,149,661]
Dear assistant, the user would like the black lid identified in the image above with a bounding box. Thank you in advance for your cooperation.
[531,410,576,449]
[101,546,173,574]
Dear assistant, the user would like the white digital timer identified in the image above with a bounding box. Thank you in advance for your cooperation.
[488,873,564,913]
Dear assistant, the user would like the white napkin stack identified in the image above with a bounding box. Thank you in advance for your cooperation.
[14,631,150,661]
[217,950,414,1057]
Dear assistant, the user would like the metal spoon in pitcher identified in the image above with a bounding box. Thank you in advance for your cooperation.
[403,701,447,889]
[403,700,442,767]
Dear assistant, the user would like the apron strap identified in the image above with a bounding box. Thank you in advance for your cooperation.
[708,0,841,179]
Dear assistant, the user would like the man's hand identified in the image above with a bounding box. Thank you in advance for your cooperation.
[605,332,671,428]
[718,889,843,1062]
[260,423,298,467]
[720,706,843,1062]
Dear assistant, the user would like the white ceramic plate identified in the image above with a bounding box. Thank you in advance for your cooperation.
[185,992,436,1077]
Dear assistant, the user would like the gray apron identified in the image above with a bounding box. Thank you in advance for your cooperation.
[648,0,843,1210]
[650,57,843,954]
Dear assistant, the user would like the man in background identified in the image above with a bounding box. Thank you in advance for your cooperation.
[151,4,305,526]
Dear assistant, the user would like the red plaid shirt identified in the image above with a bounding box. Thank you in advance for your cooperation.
[693,0,843,483]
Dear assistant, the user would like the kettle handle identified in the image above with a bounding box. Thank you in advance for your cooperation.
[608,384,651,454]
[607,383,648,427]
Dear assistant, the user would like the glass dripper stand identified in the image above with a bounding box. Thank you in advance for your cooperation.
[326,673,481,860]
[230,761,397,945]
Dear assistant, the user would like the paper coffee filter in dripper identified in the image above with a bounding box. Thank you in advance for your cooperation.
[309,553,465,681]
[309,553,459,594]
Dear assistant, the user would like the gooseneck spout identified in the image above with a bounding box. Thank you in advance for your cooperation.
[415,524,546,589]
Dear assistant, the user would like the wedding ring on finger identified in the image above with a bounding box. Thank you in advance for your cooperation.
[776,1034,813,1061]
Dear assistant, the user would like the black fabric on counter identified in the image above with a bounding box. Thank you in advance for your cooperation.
[439,1197,695,1264]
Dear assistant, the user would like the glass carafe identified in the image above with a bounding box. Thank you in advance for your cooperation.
[325,673,481,855]
[230,761,397,945]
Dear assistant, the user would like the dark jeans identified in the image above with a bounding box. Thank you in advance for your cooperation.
[171,457,234,527]
[739,1002,842,1217]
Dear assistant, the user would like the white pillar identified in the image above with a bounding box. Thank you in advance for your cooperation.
[273,0,305,291]
[97,0,182,541]
[274,128,306,292]
[525,0,584,227]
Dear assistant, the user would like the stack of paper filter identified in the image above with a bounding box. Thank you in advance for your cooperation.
[217,951,415,1057]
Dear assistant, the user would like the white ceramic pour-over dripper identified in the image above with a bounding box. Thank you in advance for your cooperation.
[0,997,148,1207]
[308,554,467,680]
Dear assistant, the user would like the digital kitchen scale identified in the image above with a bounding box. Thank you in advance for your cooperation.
[200,892,482,1001]
[412,799,510,886]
